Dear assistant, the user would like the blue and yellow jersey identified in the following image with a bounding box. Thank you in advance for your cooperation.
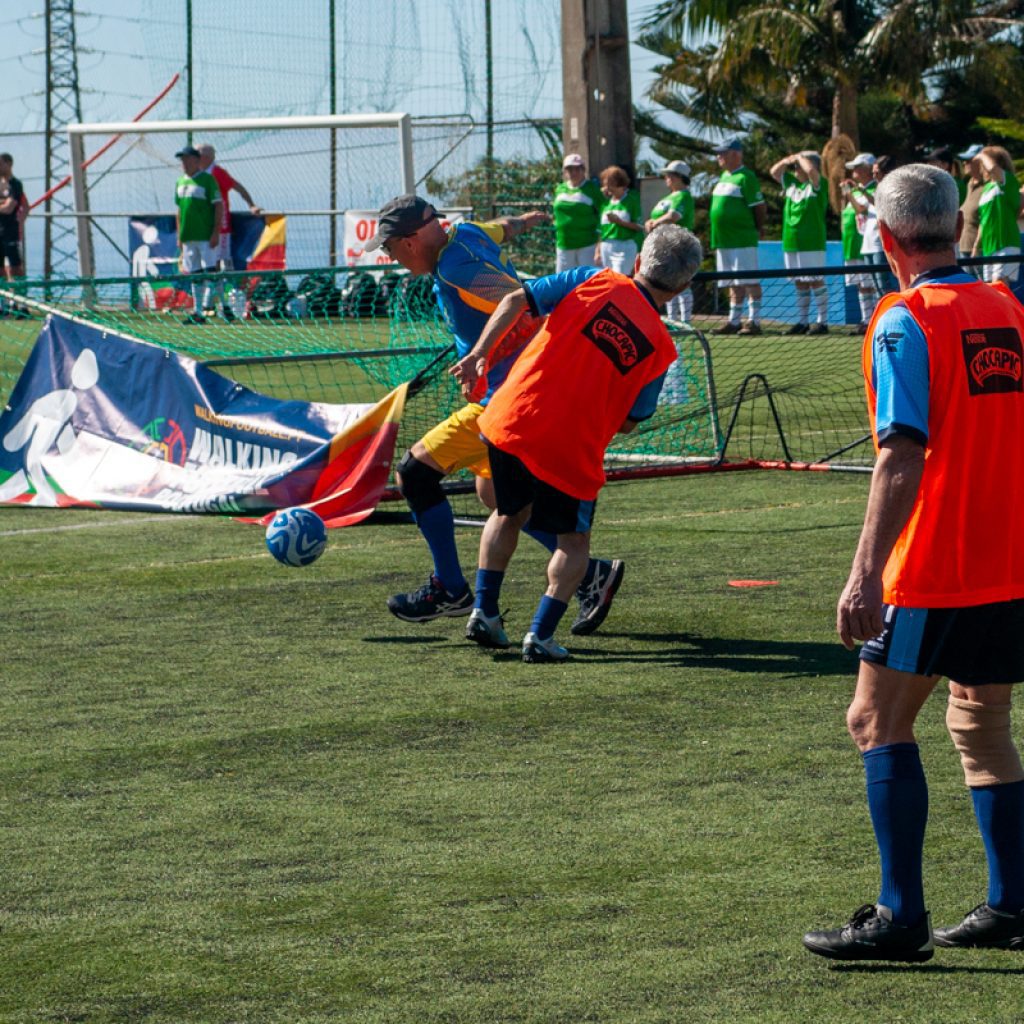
[433,221,525,403]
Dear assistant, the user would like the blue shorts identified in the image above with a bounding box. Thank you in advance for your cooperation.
[486,442,596,536]
[859,598,1024,685]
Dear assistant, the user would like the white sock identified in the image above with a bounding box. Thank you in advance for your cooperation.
[859,287,879,323]
[812,285,829,323]
[681,289,693,322]
[795,289,811,324]
[747,297,761,324]
[729,302,742,324]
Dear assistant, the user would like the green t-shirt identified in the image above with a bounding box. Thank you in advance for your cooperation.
[979,172,1022,255]
[781,171,827,253]
[553,178,603,250]
[841,200,862,261]
[175,171,221,243]
[650,189,695,230]
[598,189,643,243]
[710,166,763,249]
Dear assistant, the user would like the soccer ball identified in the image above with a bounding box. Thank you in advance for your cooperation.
[265,507,328,567]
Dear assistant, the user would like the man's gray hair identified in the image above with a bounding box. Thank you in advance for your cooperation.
[639,224,703,294]
[875,164,959,253]
[197,143,216,158]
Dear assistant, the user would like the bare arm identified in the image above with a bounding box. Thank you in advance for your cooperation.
[980,151,1005,185]
[796,153,821,187]
[233,180,262,214]
[210,201,223,244]
[752,202,767,237]
[449,288,529,398]
[836,435,925,649]
[495,211,550,241]
[768,156,793,183]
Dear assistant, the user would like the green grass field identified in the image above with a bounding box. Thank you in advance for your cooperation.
[3,471,1022,1024]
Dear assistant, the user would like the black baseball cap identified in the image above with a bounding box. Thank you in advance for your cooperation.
[364,195,438,252]
[175,145,201,159]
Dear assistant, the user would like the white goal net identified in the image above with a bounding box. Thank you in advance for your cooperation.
[66,114,414,278]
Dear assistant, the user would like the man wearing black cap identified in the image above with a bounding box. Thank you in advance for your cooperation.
[174,145,222,325]
[367,195,625,637]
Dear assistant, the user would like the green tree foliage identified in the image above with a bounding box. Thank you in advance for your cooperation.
[637,0,1024,153]
[425,137,563,278]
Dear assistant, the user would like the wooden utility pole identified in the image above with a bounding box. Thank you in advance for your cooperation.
[560,0,634,178]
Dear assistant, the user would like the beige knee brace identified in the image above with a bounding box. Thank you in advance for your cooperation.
[946,696,1024,787]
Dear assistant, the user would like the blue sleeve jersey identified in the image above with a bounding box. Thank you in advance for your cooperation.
[869,269,975,445]
[524,266,667,423]
[432,221,524,403]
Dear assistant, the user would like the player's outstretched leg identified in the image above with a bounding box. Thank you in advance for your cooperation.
[387,450,472,622]
[571,558,625,636]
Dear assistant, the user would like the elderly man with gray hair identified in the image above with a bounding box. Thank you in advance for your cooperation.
[450,224,703,662]
[804,164,1024,963]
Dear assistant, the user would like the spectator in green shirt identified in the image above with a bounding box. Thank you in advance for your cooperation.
[597,165,644,276]
[174,144,222,326]
[646,160,695,321]
[770,149,830,334]
[553,154,603,272]
[975,146,1022,287]
[709,138,766,335]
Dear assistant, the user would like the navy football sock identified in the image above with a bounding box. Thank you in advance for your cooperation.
[529,595,568,641]
[474,569,505,617]
[863,742,928,926]
[414,500,466,596]
[971,779,1024,914]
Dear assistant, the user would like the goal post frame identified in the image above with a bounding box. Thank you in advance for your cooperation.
[67,113,415,278]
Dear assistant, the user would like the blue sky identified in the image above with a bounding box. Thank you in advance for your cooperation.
[1,0,677,192]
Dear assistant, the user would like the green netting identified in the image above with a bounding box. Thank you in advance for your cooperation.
[0,263,874,522]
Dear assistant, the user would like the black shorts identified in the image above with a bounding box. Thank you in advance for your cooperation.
[0,235,23,270]
[859,598,1024,685]
[486,443,596,536]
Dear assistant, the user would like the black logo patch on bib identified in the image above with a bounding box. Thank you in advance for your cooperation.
[961,327,1023,395]
[581,301,655,375]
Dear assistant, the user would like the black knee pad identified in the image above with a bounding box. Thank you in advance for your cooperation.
[396,451,446,514]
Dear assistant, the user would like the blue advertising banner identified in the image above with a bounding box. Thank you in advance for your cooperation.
[0,313,399,518]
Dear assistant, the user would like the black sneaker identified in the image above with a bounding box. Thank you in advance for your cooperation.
[934,903,1024,950]
[713,321,742,335]
[784,322,809,335]
[571,558,625,636]
[387,576,473,622]
[221,307,237,323]
[803,904,934,962]
[807,322,829,335]
[182,313,207,325]
[738,321,762,336]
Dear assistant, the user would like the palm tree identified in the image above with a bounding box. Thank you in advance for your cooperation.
[639,0,1024,147]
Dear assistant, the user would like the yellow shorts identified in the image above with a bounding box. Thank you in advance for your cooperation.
[420,402,491,477]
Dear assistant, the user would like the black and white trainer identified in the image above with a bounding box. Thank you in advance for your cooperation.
[803,904,934,962]
[934,903,1024,950]
[387,576,473,622]
[571,558,625,636]
[522,632,570,664]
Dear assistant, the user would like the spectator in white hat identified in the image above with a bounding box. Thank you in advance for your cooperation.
[957,144,986,267]
[645,160,696,321]
[841,153,880,328]
[553,154,603,272]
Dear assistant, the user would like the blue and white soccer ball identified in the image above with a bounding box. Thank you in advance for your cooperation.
[265,507,328,567]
